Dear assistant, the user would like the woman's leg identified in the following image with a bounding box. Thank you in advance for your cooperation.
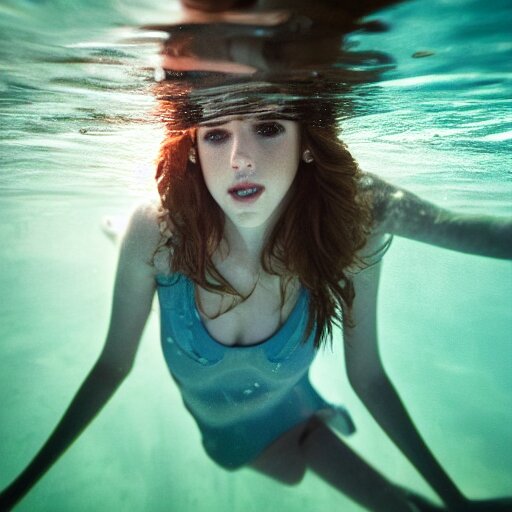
[300,417,436,512]
[249,417,439,512]
[249,421,308,485]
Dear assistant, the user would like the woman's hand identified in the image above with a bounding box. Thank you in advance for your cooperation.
[462,497,512,511]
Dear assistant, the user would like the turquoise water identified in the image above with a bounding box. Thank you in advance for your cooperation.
[1,0,511,510]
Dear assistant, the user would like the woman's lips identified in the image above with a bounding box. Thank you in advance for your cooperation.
[228,183,265,203]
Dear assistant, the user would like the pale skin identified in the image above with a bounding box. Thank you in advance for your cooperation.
[1,116,511,511]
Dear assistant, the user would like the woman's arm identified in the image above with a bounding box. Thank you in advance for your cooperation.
[344,176,511,510]
[344,263,468,510]
[366,173,512,259]
[0,204,160,510]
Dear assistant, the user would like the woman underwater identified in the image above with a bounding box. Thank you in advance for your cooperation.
[1,96,511,511]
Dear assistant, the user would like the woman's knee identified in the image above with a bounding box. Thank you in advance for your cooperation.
[249,424,312,486]
[250,452,306,486]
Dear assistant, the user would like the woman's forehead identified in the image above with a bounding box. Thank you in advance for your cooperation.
[197,111,299,127]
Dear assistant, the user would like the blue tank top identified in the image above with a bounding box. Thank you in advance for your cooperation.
[156,273,354,468]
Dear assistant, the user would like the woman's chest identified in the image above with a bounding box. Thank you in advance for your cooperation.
[196,279,300,347]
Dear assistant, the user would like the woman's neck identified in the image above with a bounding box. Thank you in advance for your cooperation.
[219,192,289,273]
[220,219,268,274]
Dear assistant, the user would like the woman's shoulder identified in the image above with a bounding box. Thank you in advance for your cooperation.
[126,201,175,276]
[358,172,417,235]
[121,201,170,259]
[348,173,395,273]
[126,201,163,238]
[358,172,391,229]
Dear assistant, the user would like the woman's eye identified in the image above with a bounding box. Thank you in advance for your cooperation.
[255,122,285,138]
[202,129,229,144]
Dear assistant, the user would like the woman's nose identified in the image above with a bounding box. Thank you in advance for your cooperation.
[231,137,254,172]
[231,153,253,171]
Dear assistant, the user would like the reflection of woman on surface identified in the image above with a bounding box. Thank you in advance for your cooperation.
[1,107,511,511]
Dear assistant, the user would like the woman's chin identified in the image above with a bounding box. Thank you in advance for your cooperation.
[227,211,274,230]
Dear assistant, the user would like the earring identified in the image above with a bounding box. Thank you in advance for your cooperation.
[302,149,314,163]
[188,147,197,164]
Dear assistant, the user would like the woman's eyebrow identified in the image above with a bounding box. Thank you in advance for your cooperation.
[199,114,290,128]
[200,120,230,128]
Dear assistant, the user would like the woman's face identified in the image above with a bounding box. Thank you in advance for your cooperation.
[196,115,301,230]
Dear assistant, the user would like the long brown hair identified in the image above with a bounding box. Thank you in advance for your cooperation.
[155,121,371,348]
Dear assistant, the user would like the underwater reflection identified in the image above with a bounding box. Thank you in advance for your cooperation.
[147,0,398,127]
